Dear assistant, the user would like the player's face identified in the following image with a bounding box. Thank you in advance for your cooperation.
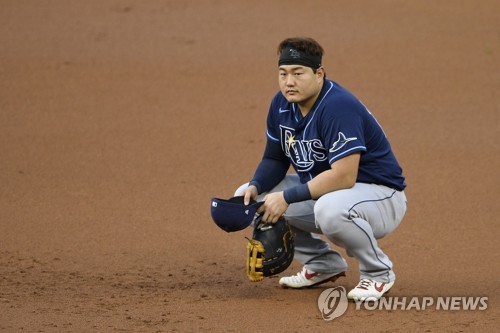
[278,65,324,107]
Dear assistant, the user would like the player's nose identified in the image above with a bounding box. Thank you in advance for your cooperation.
[285,76,295,86]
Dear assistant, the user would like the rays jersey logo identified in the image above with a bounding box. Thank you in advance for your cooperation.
[280,125,327,172]
[329,132,358,153]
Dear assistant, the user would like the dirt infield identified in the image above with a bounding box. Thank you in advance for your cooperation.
[1,1,498,332]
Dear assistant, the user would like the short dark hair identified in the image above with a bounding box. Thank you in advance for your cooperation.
[277,37,324,57]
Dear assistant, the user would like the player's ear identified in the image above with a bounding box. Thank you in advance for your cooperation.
[316,67,325,80]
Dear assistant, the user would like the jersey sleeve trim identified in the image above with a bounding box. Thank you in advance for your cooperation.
[266,130,280,142]
[329,146,366,164]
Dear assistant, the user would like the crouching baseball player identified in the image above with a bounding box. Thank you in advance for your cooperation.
[235,37,408,302]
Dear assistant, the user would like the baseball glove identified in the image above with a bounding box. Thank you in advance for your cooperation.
[246,215,295,282]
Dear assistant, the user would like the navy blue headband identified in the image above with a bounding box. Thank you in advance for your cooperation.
[278,46,322,69]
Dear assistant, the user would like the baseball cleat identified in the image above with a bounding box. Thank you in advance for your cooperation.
[347,279,395,301]
[279,267,346,289]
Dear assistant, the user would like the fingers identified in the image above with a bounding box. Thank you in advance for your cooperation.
[258,193,286,223]
[268,215,281,224]
[257,193,268,215]
[262,213,280,224]
[244,185,258,205]
[261,207,281,224]
[244,191,252,206]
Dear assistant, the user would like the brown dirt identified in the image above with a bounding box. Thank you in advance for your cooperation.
[0,1,498,332]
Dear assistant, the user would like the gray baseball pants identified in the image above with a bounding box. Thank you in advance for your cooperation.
[235,174,407,283]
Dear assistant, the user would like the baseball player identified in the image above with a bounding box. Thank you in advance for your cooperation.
[235,37,407,301]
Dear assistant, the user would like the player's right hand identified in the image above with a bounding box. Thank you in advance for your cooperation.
[243,185,258,205]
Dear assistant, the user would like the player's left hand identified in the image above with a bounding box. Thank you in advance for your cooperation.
[258,191,288,223]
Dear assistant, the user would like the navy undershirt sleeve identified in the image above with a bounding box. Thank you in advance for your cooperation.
[249,138,290,194]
